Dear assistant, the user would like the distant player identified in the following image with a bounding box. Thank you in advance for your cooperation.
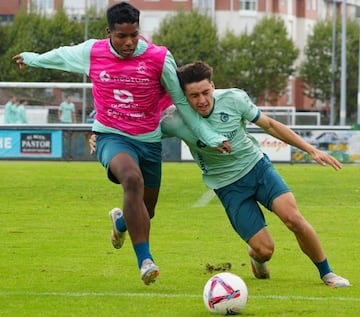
[4,96,18,124]
[15,99,28,124]
[58,95,76,123]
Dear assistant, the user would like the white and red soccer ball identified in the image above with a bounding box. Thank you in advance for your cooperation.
[203,272,248,315]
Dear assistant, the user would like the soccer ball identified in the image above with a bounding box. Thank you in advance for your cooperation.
[203,272,248,315]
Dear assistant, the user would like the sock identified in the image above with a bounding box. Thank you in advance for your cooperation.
[314,258,332,278]
[133,242,153,268]
[115,214,127,232]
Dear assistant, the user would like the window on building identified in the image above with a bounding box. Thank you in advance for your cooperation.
[32,0,54,11]
[193,0,215,14]
[0,15,14,25]
[193,0,207,6]
[239,0,257,11]
[312,0,317,11]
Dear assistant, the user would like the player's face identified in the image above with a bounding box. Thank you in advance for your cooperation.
[183,79,215,116]
[107,23,140,58]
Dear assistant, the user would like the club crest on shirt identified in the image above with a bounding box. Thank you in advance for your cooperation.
[137,62,146,74]
[220,112,229,122]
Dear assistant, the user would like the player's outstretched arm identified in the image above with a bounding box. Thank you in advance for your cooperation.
[305,147,342,170]
[255,113,342,171]
[12,55,25,70]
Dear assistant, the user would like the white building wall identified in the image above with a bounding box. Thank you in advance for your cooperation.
[63,0,108,18]
[214,11,257,36]
[141,12,173,39]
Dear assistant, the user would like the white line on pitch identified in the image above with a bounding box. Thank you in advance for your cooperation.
[0,292,359,302]
[302,205,360,209]
[192,190,216,208]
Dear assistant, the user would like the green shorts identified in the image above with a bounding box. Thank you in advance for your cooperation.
[95,133,162,188]
[214,154,290,242]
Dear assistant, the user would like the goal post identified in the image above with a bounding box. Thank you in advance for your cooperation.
[258,106,321,126]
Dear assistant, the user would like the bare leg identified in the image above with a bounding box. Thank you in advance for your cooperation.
[144,187,160,219]
[247,228,274,262]
[271,192,326,263]
[109,153,150,246]
[247,228,273,279]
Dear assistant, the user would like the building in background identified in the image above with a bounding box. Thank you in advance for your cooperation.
[1,0,360,112]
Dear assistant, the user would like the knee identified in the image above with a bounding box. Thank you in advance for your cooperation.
[282,212,307,233]
[122,170,144,191]
[249,244,274,262]
[256,246,274,262]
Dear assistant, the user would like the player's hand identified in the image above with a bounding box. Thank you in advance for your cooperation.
[12,55,25,70]
[214,140,232,154]
[89,134,96,155]
[310,148,342,171]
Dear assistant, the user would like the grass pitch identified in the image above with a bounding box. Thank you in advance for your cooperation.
[0,161,359,316]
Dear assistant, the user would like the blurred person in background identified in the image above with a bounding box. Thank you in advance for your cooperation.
[15,99,28,124]
[58,95,76,123]
[4,96,18,124]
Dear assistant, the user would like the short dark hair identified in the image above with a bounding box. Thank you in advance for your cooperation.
[106,2,140,30]
[176,61,213,91]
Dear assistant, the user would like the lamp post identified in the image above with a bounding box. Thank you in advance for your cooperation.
[339,0,347,126]
[330,1,337,125]
[82,0,88,123]
[357,7,360,124]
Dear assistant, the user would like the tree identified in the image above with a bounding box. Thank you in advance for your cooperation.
[85,8,108,40]
[218,16,298,104]
[0,24,10,57]
[215,31,254,91]
[300,21,336,102]
[151,10,221,68]
[1,8,83,83]
[299,19,360,124]
[0,9,87,105]
[152,13,297,105]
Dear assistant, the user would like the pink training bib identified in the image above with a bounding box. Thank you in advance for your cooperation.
[89,39,168,135]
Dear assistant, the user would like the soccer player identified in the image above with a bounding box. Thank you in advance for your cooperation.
[15,99,28,124]
[12,2,230,285]
[160,61,350,287]
[4,96,18,124]
[58,95,76,123]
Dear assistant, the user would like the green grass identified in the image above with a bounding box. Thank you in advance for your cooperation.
[0,161,359,316]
